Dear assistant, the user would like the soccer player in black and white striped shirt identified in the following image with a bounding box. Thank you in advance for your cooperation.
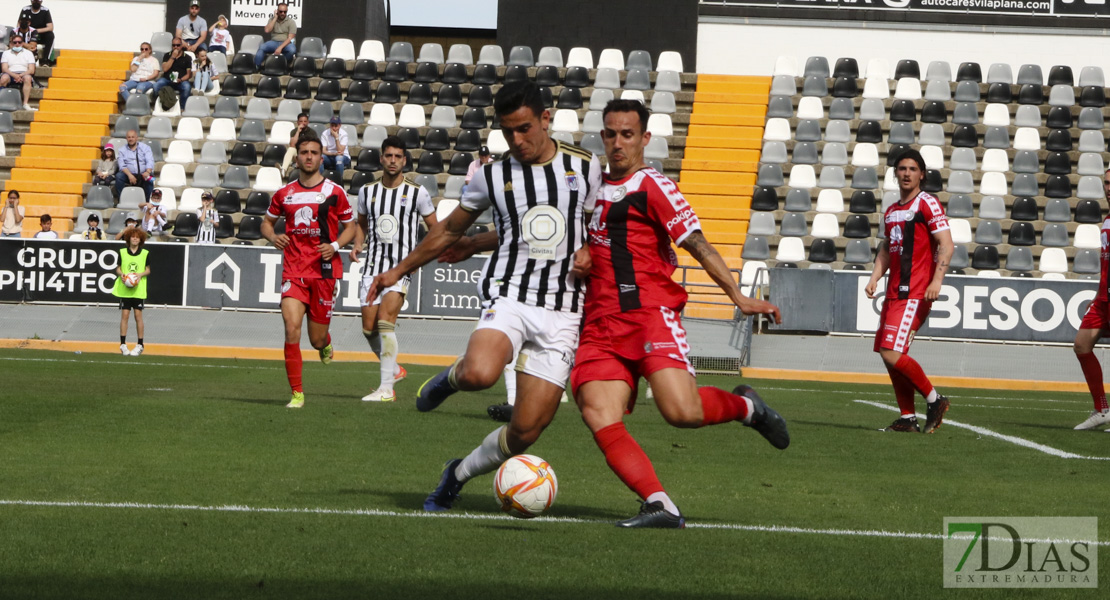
[367,81,602,511]
[352,136,436,402]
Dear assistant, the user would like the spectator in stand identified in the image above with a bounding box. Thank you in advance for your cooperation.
[254,2,296,68]
[33,214,57,239]
[18,1,53,66]
[207,15,231,54]
[115,129,155,200]
[138,189,168,238]
[192,49,216,94]
[1,190,24,237]
[176,0,208,53]
[195,191,218,244]
[281,112,310,177]
[1,34,37,111]
[114,213,139,240]
[119,43,160,96]
[151,37,193,111]
[462,145,493,196]
[321,117,350,183]
[13,15,38,55]
[83,213,105,240]
[92,143,117,186]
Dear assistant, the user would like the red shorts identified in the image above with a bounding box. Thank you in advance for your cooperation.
[282,277,338,324]
[1080,296,1110,331]
[874,298,931,353]
[570,306,695,401]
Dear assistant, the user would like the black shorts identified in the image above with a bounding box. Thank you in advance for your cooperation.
[118,297,145,311]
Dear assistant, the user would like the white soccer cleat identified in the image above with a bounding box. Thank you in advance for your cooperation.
[120,344,129,355]
[1074,409,1110,430]
[130,344,144,356]
[362,388,396,402]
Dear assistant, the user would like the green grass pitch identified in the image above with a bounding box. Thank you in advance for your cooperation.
[0,348,1106,599]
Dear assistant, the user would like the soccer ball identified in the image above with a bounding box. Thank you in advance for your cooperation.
[123,273,140,288]
[494,454,558,519]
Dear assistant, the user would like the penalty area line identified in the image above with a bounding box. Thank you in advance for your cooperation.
[2,499,1106,546]
[854,400,1110,461]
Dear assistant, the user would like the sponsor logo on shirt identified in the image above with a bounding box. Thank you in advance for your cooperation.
[293,206,314,228]
[619,283,637,293]
[665,208,696,231]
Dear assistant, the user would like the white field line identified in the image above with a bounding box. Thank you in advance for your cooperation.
[854,400,1110,461]
[1,499,1105,546]
[757,385,1085,405]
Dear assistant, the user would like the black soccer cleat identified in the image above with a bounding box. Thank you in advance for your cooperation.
[487,402,513,422]
[616,501,686,529]
[733,385,790,450]
[923,395,950,434]
[423,458,465,512]
[884,416,921,433]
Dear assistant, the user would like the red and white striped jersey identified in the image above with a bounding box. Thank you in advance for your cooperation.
[880,191,948,300]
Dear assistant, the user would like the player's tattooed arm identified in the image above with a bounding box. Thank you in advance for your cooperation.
[925,228,954,301]
[438,230,497,263]
[681,231,782,323]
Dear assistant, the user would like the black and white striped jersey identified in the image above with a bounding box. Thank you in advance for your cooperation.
[356,177,435,277]
[461,140,602,313]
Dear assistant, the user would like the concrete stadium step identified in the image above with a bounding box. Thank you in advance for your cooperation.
[47,78,123,94]
[678,254,743,269]
[681,159,758,173]
[15,156,98,171]
[34,111,112,125]
[684,305,735,320]
[38,99,117,114]
[679,182,754,196]
[696,74,770,92]
[680,171,755,186]
[8,192,83,208]
[29,122,109,137]
[690,206,749,221]
[49,67,130,81]
[684,148,760,162]
[688,113,766,127]
[0,180,85,194]
[43,88,118,103]
[11,168,91,183]
[685,194,752,207]
[686,124,763,141]
[693,92,770,105]
[22,133,105,147]
[20,144,101,159]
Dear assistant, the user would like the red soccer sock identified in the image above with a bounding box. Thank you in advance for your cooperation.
[284,342,303,393]
[886,365,917,416]
[893,354,934,401]
[698,386,751,426]
[1077,352,1109,412]
[593,422,664,501]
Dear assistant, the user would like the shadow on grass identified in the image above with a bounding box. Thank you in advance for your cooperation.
[0,577,810,600]
[792,419,879,431]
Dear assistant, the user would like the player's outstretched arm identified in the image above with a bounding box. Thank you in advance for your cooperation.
[680,231,781,324]
[437,229,497,264]
[368,207,478,302]
[925,228,954,301]
[865,241,890,299]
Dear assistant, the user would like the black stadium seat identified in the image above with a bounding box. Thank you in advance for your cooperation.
[413,61,439,83]
[243,192,270,216]
[1045,129,1072,152]
[1076,199,1103,223]
[1048,65,1074,86]
[220,74,247,96]
[808,239,836,263]
[889,100,916,122]
[229,52,256,74]
[460,107,487,130]
[215,215,234,239]
[291,56,316,77]
[831,76,858,98]
[382,60,409,82]
[894,59,920,80]
[262,144,286,167]
[423,128,450,151]
[449,152,473,176]
[1080,86,1106,107]
[436,84,462,106]
[441,63,468,84]
[407,82,433,105]
[375,82,401,103]
[1010,197,1038,221]
[504,65,529,84]
[416,151,444,174]
[472,63,498,85]
[848,190,876,214]
[971,246,1000,270]
[1018,84,1044,105]
[1008,222,1036,246]
[843,215,871,238]
[229,142,257,166]
[536,65,559,87]
[467,85,493,107]
[349,171,374,194]
[1044,152,1071,174]
[351,59,378,81]
[355,149,381,172]
[321,57,346,79]
[750,186,779,211]
[173,213,199,237]
[261,55,288,76]
[951,125,978,148]
[957,62,982,82]
[986,83,1012,103]
[284,77,311,100]
[920,101,947,123]
[346,80,372,103]
[454,129,481,152]
[315,79,342,102]
[214,190,241,214]
[563,66,590,88]
[923,169,943,193]
[833,57,859,79]
[557,88,582,109]
[1046,106,1072,129]
[397,127,421,149]
[855,120,882,143]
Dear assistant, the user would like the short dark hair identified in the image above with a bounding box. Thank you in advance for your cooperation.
[380,135,405,154]
[7,190,19,199]
[602,99,650,134]
[297,112,309,121]
[493,80,545,118]
[894,148,927,173]
[295,127,322,151]
[40,214,51,223]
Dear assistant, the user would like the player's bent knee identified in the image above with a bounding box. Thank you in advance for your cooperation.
[455,362,501,390]
[505,425,541,453]
[659,404,703,428]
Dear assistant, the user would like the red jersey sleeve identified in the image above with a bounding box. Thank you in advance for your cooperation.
[921,193,949,234]
[266,187,285,220]
[644,170,700,246]
[335,187,355,222]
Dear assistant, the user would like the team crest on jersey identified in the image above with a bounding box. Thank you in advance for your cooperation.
[565,171,580,191]
[400,193,408,206]
[316,193,326,204]
[281,280,292,293]
[612,185,626,201]
[644,342,653,352]
[293,206,314,227]
[482,308,496,321]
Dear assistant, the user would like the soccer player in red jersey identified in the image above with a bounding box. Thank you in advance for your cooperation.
[569,100,789,528]
[262,130,357,408]
[865,149,954,433]
[1071,168,1110,431]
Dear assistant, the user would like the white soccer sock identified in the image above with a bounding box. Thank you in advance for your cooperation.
[454,426,510,483]
[378,320,397,390]
[504,364,517,406]
[926,389,938,403]
[646,491,680,516]
[362,328,382,358]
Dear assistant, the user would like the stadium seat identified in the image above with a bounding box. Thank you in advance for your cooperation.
[787,142,815,166]
[850,167,878,190]
[313,79,341,102]
[644,137,668,160]
[173,212,200,237]
[843,239,872,264]
[946,171,974,194]
[1078,153,1105,176]
[1045,105,1072,129]
[981,104,1010,128]
[1040,223,1068,247]
[982,172,1014,196]
[536,46,564,68]
[861,77,889,100]
[983,82,1011,104]
[163,139,194,165]
[750,187,778,211]
[1008,222,1036,246]
[888,99,915,122]
[177,188,205,212]
[416,151,444,174]
[957,62,983,82]
[1042,199,1072,223]
[922,79,950,102]
[1079,130,1107,153]
[1043,175,1071,198]
[975,220,1003,245]
[952,102,979,125]
[1077,199,1103,224]
[808,239,836,263]
[747,212,776,236]
[828,98,854,120]
[893,77,921,100]
[120,93,152,117]
[949,147,978,171]
[1006,247,1033,271]
[466,85,493,107]
[803,56,829,78]
[920,101,947,123]
[84,186,114,210]
[987,62,1013,84]
[1045,129,1073,152]
[820,142,847,166]
[775,237,806,263]
[855,121,882,144]
[951,125,978,148]
[972,246,1000,270]
[977,196,1006,220]
[383,61,408,82]
[1016,63,1042,85]
[118,187,146,210]
[1036,248,1069,275]
[174,117,204,141]
[209,189,239,215]
[504,65,529,84]
[922,170,943,193]
[1044,152,1071,175]
[741,235,770,261]
[954,80,980,102]
[773,55,798,77]
[237,119,266,143]
[228,142,256,166]
[123,115,152,138]
[261,55,289,76]
[777,189,807,212]
[298,37,326,60]
[237,216,263,240]
[477,44,505,66]
[624,69,652,91]
[1074,249,1100,274]
[444,43,472,65]
[158,163,187,188]
[1018,84,1044,105]
[387,41,414,63]
[945,194,973,218]
[243,192,269,216]
[229,52,256,75]
[209,96,239,119]
[1047,65,1073,86]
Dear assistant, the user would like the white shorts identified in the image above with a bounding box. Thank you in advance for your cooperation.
[358,275,409,307]
[475,297,581,388]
